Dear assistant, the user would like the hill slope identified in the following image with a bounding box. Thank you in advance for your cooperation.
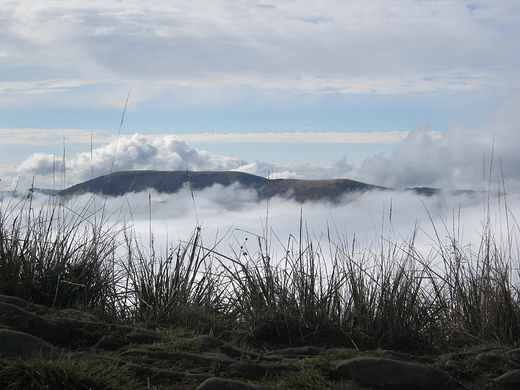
[57,170,388,202]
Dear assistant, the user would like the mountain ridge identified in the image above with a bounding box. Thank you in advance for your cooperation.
[57,170,389,203]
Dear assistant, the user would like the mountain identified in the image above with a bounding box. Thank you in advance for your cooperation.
[57,170,389,203]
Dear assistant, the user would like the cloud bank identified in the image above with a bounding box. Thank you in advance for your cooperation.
[0,94,518,194]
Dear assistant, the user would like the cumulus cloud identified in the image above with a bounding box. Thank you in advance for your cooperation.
[354,94,520,191]
[1,93,519,193]
[5,133,342,190]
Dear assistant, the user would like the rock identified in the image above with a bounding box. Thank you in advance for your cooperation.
[93,336,125,351]
[219,343,244,358]
[267,346,320,356]
[376,350,436,364]
[60,308,99,322]
[0,329,60,359]
[125,363,211,382]
[464,347,510,357]
[444,360,467,370]
[108,324,134,333]
[505,349,520,357]
[176,332,195,338]
[65,351,105,365]
[437,353,462,363]
[196,377,267,390]
[229,362,289,380]
[0,302,64,344]
[476,352,510,364]
[333,357,445,390]
[121,349,235,366]
[0,295,49,314]
[325,348,359,356]
[195,335,224,348]
[128,331,162,344]
[493,369,520,386]
[218,344,275,361]
[493,369,520,388]
[54,317,107,332]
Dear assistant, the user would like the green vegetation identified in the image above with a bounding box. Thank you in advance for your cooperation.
[1,189,520,355]
[0,357,139,390]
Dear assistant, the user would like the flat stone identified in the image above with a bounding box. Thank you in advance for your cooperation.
[60,309,99,322]
[93,336,125,351]
[196,377,267,390]
[121,349,235,366]
[444,360,467,370]
[0,295,49,314]
[0,302,64,344]
[218,343,244,358]
[0,329,60,359]
[128,331,162,344]
[376,350,435,364]
[54,317,107,332]
[267,346,320,356]
[493,369,520,385]
[125,363,211,382]
[195,335,225,348]
[505,349,520,357]
[325,348,359,356]
[333,357,444,390]
[437,353,462,363]
[476,352,509,364]
[229,362,289,380]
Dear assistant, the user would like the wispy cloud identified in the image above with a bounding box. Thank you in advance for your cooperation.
[0,129,441,147]
[0,128,116,146]
[1,0,519,108]
[174,131,441,144]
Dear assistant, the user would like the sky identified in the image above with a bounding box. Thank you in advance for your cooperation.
[1,0,520,194]
[1,0,520,266]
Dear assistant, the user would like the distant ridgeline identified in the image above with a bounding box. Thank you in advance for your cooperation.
[57,170,389,203]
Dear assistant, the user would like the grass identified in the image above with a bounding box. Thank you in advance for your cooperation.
[1,188,520,355]
[0,357,140,390]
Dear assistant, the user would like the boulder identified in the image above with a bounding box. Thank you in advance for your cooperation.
[0,329,60,359]
[0,302,64,345]
[195,335,224,348]
[493,369,520,386]
[196,377,267,390]
[333,357,445,390]
[267,346,320,356]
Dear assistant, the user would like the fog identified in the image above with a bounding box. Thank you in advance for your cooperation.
[12,182,511,271]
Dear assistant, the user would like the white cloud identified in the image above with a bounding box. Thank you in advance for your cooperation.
[2,94,520,193]
[1,0,519,108]
[0,128,116,146]
[355,95,520,191]
[19,182,518,270]
[173,131,429,144]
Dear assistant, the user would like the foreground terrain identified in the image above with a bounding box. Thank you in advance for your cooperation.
[1,294,520,390]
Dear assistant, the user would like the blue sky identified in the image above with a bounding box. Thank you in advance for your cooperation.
[1,0,520,191]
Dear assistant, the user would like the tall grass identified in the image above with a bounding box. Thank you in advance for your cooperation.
[122,227,229,331]
[0,192,123,313]
[1,190,520,353]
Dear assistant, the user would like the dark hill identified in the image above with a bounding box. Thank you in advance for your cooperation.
[57,170,388,202]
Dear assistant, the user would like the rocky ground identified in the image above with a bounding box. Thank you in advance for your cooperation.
[1,294,520,389]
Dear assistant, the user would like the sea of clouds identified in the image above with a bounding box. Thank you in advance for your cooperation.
[6,178,516,273]
[2,95,520,264]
